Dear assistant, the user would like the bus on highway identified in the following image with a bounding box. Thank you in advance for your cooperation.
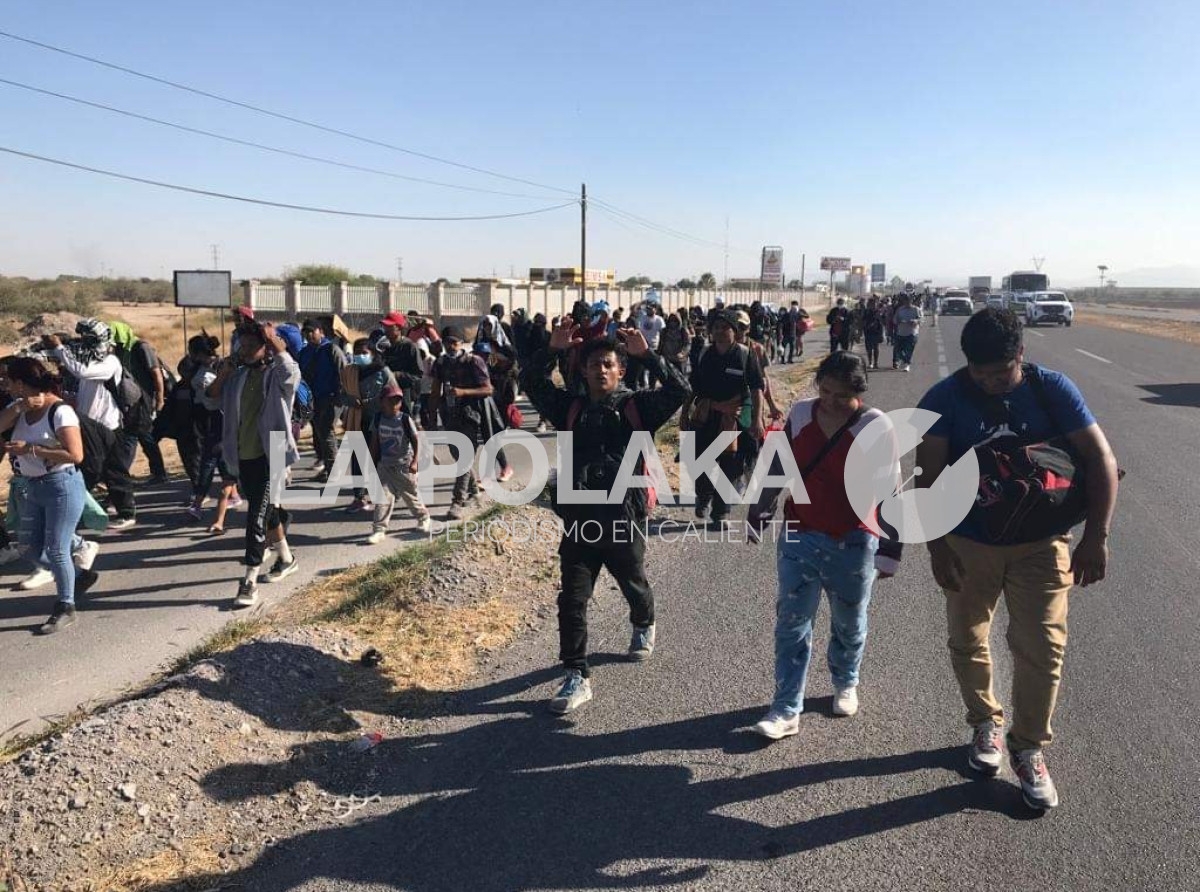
[1001,270,1050,311]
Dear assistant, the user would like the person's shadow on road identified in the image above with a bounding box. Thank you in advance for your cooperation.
[148,643,1036,892]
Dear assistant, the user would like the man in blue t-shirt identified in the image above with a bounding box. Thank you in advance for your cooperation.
[298,319,347,483]
[915,308,1119,811]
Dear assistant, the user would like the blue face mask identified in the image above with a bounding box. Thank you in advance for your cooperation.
[352,354,373,367]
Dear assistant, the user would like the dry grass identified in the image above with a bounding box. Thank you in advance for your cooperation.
[70,834,226,892]
[1076,308,1200,347]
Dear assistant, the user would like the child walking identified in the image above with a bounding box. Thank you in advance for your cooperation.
[367,384,431,544]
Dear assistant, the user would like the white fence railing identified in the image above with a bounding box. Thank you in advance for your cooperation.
[239,280,830,326]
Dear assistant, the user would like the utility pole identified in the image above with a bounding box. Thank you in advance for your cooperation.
[396,257,403,284]
[1032,256,1045,272]
[580,183,587,303]
[800,253,806,293]
[723,216,729,286]
[1098,264,1108,298]
[211,244,220,270]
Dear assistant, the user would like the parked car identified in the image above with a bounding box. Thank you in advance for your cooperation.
[941,295,973,315]
[986,293,1006,310]
[1026,291,1074,327]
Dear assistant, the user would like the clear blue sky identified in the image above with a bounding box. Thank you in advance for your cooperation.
[1,0,1197,287]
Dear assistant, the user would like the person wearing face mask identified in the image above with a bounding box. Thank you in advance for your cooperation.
[207,321,301,607]
[341,337,398,512]
[747,352,902,739]
[428,327,493,520]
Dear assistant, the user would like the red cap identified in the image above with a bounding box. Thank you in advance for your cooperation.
[233,305,256,321]
[381,383,404,399]
[381,311,408,328]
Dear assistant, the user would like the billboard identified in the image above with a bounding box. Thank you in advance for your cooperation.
[760,246,784,287]
[820,256,851,272]
[871,263,886,283]
[174,270,233,308]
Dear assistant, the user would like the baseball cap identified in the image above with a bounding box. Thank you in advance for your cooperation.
[381,383,404,399]
[734,310,752,328]
[380,311,408,328]
[441,325,466,343]
[233,306,255,322]
[708,309,737,330]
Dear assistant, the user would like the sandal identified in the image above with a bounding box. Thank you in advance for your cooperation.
[207,524,226,535]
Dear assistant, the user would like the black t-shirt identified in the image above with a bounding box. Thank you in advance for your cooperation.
[689,344,763,402]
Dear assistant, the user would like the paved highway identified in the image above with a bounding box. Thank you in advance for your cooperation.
[155,317,1197,891]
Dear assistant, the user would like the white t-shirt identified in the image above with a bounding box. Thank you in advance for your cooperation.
[12,402,80,478]
[638,314,665,348]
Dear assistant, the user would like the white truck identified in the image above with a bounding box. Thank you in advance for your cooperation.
[1025,291,1075,327]
[968,276,992,299]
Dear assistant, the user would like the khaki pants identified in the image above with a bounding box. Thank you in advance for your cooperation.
[372,464,429,532]
[943,533,1073,752]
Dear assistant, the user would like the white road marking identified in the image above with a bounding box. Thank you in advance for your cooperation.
[1075,348,1113,365]
[939,365,950,378]
[1026,330,1045,337]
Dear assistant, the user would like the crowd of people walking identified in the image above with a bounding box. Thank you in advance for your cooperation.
[0,295,1118,811]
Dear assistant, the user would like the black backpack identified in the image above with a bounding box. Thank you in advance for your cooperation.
[102,368,151,436]
[955,365,1102,544]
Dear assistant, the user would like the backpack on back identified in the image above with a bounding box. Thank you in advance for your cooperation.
[102,368,151,436]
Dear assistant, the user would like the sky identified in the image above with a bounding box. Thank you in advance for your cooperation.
[1,0,1198,288]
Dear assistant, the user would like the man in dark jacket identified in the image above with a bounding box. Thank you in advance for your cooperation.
[521,320,690,715]
[297,318,346,483]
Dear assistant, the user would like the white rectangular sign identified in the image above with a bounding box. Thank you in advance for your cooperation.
[174,270,233,308]
[760,246,784,287]
[820,256,851,272]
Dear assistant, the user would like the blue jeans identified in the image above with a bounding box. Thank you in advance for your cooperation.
[772,529,878,717]
[19,467,87,605]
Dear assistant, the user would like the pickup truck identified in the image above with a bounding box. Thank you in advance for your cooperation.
[1025,291,1074,327]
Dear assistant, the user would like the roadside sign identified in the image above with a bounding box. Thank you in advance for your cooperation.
[820,257,851,272]
[871,263,886,283]
[760,246,784,287]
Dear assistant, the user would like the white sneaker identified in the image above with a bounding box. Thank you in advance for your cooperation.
[73,539,100,571]
[753,710,800,741]
[366,530,387,545]
[0,544,22,565]
[109,517,136,531]
[19,568,55,590]
[416,517,432,534]
[233,579,259,608]
[548,670,592,714]
[832,685,859,717]
[968,720,1005,776]
[903,365,911,373]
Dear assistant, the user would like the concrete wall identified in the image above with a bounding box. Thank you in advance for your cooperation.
[239,280,831,332]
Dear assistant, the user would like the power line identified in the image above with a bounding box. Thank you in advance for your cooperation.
[0,145,578,221]
[0,28,577,198]
[591,197,732,250]
[0,77,556,201]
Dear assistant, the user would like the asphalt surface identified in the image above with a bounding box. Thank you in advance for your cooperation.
[0,412,555,742]
[149,318,1197,891]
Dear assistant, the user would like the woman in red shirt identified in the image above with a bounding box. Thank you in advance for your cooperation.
[747,352,902,740]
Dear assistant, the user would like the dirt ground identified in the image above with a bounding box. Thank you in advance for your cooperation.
[1076,307,1200,347]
